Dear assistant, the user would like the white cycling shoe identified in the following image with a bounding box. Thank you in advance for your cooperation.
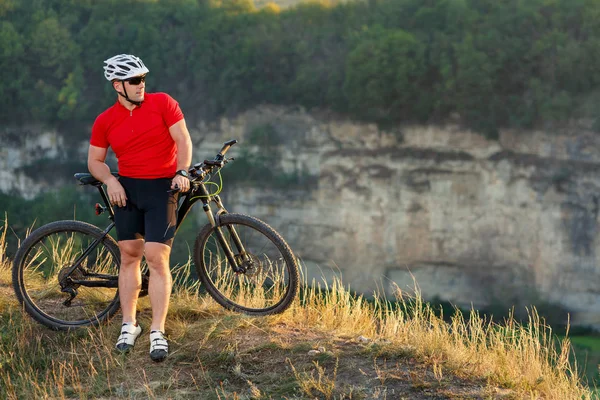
[115,322,142,352]
[149,330,168,362]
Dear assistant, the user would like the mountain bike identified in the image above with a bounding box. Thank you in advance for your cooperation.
[12,139,300,330]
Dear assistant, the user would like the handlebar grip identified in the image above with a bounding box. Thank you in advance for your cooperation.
[167,184,180,194]
[218,139,238,159]
[203,159,224,167]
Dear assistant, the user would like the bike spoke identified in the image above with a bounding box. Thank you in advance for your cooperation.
[201,220,292,312]
[19,228,119,325]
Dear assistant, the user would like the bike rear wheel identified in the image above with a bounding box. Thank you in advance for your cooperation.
[12,220,121,330]
[194,213,299,315]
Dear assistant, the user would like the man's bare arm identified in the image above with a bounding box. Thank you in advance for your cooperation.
[88,145,127,206]
[88,145,113,182]
[169,119,193,191]
[169,119,193,170]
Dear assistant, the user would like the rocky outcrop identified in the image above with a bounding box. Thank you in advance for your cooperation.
[195,107,600,328]
[1,127,66,197]
[3,106,600,327]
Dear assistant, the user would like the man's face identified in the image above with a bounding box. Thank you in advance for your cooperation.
[115,74,146,101]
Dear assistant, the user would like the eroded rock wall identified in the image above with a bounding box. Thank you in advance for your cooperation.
[3,106,600,326]
[194,107,600,327]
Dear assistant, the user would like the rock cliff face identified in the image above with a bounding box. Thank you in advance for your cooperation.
[1,127,68,197]
[195,106,600,327]
[4,106,600,327]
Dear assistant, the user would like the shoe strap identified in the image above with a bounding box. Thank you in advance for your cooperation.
[150,331,168,351]
[118,324,141,346]
[120,323,139,334]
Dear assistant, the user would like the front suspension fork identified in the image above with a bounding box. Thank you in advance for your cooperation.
[203,195,248,273]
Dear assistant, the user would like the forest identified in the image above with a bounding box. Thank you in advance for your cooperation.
[2,0,600,139]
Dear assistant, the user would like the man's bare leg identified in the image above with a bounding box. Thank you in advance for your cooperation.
[118,239,145,324]
[144,242,172,332]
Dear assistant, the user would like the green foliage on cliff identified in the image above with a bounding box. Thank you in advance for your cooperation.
[1,0,600,137]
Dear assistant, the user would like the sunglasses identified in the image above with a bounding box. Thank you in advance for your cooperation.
[124,75,146,85]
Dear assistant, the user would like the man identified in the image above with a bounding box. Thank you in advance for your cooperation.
[88,54,192,362]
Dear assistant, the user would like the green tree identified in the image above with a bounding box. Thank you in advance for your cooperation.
[0,0,15,16]
[344,28,425,122]
[28,17,80,121]
[450,33,498,136]
[1,0,600,138]
[0,21,27,122]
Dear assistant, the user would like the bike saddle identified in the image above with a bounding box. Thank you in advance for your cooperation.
[74,172,119,186]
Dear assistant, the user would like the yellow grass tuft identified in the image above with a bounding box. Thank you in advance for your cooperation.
[288,358,339,399]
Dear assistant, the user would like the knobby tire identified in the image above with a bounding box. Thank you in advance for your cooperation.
[193,213,299,315]
[12,220,121,331]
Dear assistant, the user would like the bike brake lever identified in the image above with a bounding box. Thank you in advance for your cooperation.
[167,184,180,194]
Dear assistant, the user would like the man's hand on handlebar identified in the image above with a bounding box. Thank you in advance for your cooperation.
[168,139,238,194]
[171,174,190,192]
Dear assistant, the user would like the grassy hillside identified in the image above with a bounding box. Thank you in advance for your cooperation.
[0,219,594,399]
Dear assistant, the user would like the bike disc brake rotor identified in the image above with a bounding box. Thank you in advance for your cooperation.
[235,253,262,276]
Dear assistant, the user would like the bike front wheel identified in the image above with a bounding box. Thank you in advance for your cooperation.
[12,220,121,330]
[194,213,299,315]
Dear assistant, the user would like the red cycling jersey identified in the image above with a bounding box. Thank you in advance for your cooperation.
[90,92,184,179]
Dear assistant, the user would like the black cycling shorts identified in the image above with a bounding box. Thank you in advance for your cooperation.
[114,177,178,246]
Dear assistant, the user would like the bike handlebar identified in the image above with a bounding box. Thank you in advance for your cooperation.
[217,139,238,160]
[168,139,238,193]
[190,139,237,175]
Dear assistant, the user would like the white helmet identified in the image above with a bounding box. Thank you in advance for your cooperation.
[103,54,149,81]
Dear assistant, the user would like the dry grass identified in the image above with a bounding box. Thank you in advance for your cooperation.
[0,217,595,399]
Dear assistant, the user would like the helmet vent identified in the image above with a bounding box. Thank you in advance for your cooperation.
[103,54,149,81]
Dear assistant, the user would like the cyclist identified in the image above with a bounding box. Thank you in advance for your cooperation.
[87,54,192,362]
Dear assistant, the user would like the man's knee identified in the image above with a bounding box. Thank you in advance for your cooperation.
[119,239,144,265]
[145,242,171,271]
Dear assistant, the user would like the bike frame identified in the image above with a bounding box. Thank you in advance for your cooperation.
[63,140,247,294]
